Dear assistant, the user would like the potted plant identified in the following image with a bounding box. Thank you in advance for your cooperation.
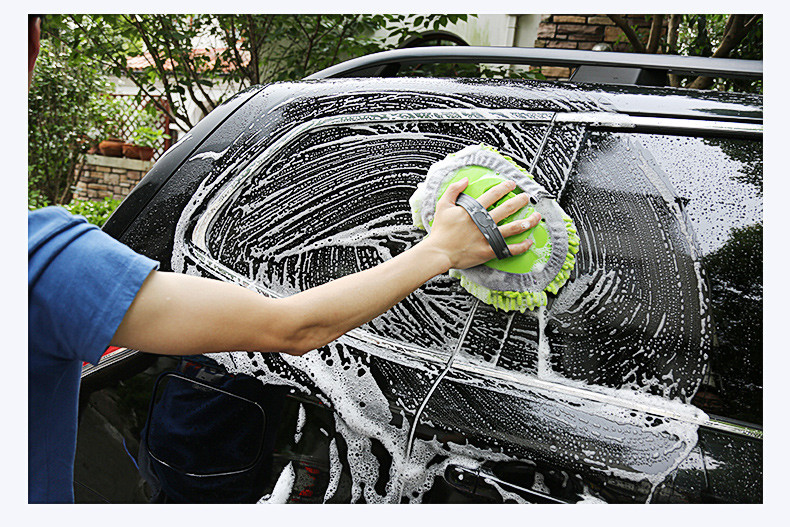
[99,136,124,157]
[131,126,169,161]
[122,142,140,159]
[98,95,126,157]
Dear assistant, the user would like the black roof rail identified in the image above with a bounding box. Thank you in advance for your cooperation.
[305,46,762,84]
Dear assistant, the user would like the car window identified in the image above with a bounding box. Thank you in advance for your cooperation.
[636,134,762,426]
[410,124,761,503]
[184,113,553,356]
[486,128,762,427]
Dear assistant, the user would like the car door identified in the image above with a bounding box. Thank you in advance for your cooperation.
[402,112,762,503]
[169,82,566,503]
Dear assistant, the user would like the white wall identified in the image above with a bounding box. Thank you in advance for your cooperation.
[445,14,541,48]
[108,74,242,134]
[374,14,542,75]
[373,15,540,48]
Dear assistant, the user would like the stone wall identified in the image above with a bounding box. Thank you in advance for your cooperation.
[73,154,154,202]
[534,14,666,79]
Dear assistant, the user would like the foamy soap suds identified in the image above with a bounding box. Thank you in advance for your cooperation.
[257,462,295,504]
[294,403,306,444]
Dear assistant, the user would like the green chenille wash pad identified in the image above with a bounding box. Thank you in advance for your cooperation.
[409,144,580,312]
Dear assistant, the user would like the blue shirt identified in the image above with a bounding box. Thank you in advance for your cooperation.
[28,207,158,503]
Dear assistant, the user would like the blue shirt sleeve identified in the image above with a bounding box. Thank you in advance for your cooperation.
[29,207,160,365]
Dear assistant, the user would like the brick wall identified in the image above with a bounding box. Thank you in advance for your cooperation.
[534,14,666,79]
[73,154,153,202]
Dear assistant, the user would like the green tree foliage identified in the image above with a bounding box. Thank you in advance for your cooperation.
[28,38,115,207]
[676,15,762,92]
[212,14,389,85]
[45,14,224,134]
[44,14,469,133]
[607,14,762,92]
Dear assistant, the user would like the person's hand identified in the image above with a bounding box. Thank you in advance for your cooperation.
[423,178,541,270]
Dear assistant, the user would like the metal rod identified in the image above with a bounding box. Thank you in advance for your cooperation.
[306,46,762,81]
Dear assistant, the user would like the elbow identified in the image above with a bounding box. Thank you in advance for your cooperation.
[281,324,339,356]
[262,300,339,356]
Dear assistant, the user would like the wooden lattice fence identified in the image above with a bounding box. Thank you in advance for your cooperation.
[108,94,172,161]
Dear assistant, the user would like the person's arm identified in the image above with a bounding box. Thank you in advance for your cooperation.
[111,178,541,356]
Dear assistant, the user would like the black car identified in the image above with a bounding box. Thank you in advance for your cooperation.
[75,47,762,504]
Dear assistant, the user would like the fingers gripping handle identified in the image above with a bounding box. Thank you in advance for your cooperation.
[455,193,512,260]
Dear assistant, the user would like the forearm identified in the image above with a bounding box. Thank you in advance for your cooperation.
[111,239,451,356]
[283,238,452,350]
[111,271,283,355]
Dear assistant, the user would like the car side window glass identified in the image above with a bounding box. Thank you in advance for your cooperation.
[637,135,762,426]
[489,129,761,427]
[186,116,553,356]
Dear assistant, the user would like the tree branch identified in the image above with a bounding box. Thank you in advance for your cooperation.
[646,15,664,54]
[743,15,760,33]
[688,15,759,90]
[125,15,194,129]
[294,17,311,39]
[58,154,86,205]
[315,15,343,44]
[151,16,192,113]
[177,52,215,118]
[666,14,681,87]
[303,15,323,74]
[164,16,218,115]
[246,14,262,86]
[607,15,646,53]
[710,15,745,58]
[65,16,192,130]
[331,18,354,64]
[257,15,276,84]
[220,16,249,86]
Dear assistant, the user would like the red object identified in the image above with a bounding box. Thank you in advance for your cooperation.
[82,346,121,367]
[137,146,155,161]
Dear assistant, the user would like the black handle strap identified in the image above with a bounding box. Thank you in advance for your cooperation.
[454,193,512,260]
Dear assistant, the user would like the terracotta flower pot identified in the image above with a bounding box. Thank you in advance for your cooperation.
[99,139,124,157]
[122,143,140,159]
[137,146,155,161]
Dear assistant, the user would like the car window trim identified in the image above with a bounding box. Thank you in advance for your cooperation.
[555,112,763,137]
[445,353,762,440]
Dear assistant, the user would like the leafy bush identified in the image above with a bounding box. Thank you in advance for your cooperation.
[28,38,115,207]
[28,167,50,210]
[48,15,474,133]
[61,197,122,227]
